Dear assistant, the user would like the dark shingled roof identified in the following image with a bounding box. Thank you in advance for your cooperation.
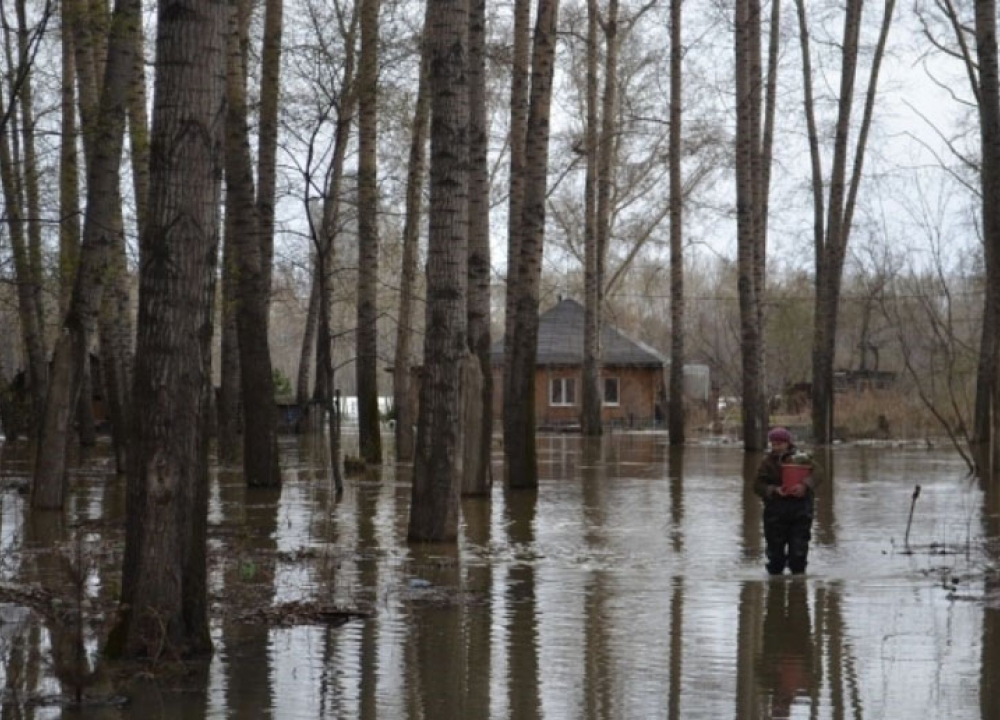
[491,298,665,367]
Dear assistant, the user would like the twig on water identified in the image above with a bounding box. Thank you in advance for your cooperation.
[904,484,921,553]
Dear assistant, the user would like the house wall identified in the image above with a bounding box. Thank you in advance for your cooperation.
[490,365,663,430]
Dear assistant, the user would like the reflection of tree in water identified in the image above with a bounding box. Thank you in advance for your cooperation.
[217,468,279,718]
[981,467,1000,720]
[505,487,540,720]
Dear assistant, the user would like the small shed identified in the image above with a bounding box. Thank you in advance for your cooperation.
[491,298,666,430]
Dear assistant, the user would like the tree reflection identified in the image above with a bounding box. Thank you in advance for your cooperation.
[505,487,540,720]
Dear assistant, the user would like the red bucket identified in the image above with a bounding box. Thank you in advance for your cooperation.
[780,464,811,493]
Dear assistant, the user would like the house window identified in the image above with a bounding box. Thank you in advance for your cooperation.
[550,377,576,406]
[603,377,620,406]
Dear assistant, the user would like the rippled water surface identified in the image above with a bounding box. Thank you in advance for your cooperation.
[1,432,998,719]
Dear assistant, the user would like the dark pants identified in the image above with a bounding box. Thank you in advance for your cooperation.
[763,498,813,575]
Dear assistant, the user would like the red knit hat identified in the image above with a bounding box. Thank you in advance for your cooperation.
[767,426,792,443]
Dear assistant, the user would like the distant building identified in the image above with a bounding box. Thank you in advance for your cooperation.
[491,298,667,430]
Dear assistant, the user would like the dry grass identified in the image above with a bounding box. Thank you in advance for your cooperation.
[696,388,964,442]
[834,389,962,441]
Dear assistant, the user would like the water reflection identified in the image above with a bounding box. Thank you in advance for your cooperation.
[756,580,815,719]
[0,434,998,718]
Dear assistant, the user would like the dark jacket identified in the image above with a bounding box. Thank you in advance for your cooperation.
[754,443,820,502]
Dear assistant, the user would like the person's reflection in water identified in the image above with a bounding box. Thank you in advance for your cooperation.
[757,580,815,719]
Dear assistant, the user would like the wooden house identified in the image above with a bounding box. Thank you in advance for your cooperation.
[491,298,666,430]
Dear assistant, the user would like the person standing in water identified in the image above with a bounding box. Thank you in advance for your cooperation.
[754,427,819,575]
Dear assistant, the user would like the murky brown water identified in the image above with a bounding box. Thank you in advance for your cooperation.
[1,432,998,719]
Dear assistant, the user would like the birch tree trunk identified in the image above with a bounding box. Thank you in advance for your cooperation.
[218,205,242,462]
[66,0,134,467]
[356,0,382,464]
[394,50,429,464]
[32,0,138,509]
[107,0,226,658]
[464,0,491,495]
[502,0,532,457]
[0,83,46,442]
[409,0,468,542]
[59,18,80,318]
[296,262,319,409]
[506,0,560,489]
[127,5,149,237]
[256,0,283,299]
[225,0,280,488]
[581,0,601,437]
[733,0,776,451]
[14,0,46,362]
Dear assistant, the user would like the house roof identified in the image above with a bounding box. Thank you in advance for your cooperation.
[491,298,666,367]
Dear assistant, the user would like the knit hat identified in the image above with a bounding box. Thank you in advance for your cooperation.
[767,426,792,443]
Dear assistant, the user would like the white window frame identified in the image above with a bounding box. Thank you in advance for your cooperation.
[603,376,620,406]
[550,377,577,406]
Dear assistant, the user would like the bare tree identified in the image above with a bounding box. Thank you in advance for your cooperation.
[58,16,80,319]
[224,0,280,488]
[464,0,491,495]
[734,0,779,451]
[106,0,226,659]
[580,0,601,437]
[505,0,561,489]
[668,0,684,445]
[32,0,138,508]
[356,0,382,464]
[502,0,532,460]
[394,46,429,464]
[0,0,52,442]
[409,0,469,542]
[972,0,1000,471]
[797,0,895,444]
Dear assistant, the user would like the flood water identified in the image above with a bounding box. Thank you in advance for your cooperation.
[1,431,999,719]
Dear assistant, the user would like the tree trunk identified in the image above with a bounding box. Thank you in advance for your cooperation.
[505,0,560,490]
[76,354,97,447]
[256,0,283,300]
[734,0,762,450]
[409,0,468,542]
[68,0,100,168]
[296,259,319,409]
[32,0,138,509]
[502,0,532,457]
[668,0,685,445]
[15,0,47,371]
[734,0,775,451]
[59,19,80,318]
[97,205,133,474]
[216,170,243,452]
[465,0,492,494]
[218,209,242,463]
[0,85,46,442]
[105,0,225,659]
[394,50,429,464]
[70,0,134,464]
[580,0,601,438]
[975,0,1000,450]
[313,8,359,456]
[356,0,382,465]
[801,0,894,445]
[126,4,149,238]
[225,0,280,488]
